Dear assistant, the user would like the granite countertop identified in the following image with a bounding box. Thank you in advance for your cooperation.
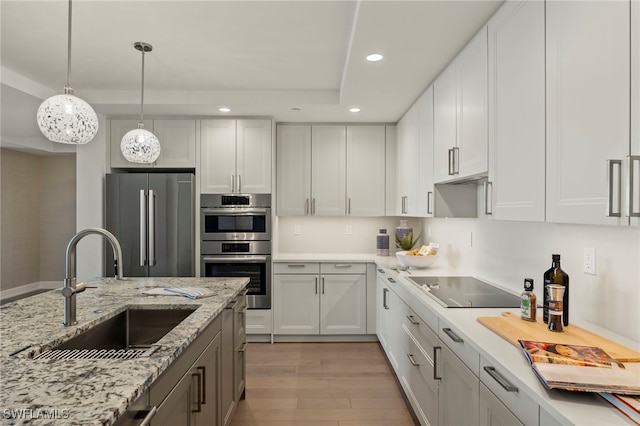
[0,277,248,426]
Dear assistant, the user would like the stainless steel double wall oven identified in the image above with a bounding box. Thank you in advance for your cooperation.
[200,194,271,309]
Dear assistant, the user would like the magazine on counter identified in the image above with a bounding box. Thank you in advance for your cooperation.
[598,393,640,424]
[518,340,640,395]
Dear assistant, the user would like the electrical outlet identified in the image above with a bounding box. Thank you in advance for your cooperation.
[294,225,301,235]
[346,225,353,235]
[584,247,596,275]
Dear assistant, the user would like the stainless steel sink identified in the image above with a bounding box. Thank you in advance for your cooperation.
[33,307,197,360]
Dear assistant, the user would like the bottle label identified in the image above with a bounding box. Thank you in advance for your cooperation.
[521,297,531,319]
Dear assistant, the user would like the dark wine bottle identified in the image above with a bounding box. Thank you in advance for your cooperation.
[543,254,569,326]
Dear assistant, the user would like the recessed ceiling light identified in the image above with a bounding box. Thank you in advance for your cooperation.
[350,107,361,113]
[366,53,383,62]
[219,107,231,112]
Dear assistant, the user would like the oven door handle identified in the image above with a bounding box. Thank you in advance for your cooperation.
[202,256,268,263]
[201,208,268,215]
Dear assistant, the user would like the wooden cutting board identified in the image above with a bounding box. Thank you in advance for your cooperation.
[478,311,640,362]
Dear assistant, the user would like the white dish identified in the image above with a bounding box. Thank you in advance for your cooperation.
[396,251,438,269]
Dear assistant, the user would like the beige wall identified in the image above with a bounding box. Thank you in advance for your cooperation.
[0,149,76,290]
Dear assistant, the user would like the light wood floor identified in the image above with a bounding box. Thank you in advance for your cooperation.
[230,342,418,426]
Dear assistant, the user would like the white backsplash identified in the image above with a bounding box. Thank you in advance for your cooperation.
[276,213,640,343]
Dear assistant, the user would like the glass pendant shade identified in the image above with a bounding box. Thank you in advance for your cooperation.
[121,124,161,163]
[37,91,99,144]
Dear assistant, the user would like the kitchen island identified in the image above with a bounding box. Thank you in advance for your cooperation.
[0,277,248,425]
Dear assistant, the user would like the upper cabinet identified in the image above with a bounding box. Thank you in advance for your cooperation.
[434,26,488,184]
[395,104,420,215]
[546,0,630,226]
[486,0,545,222]
[631,0,639,227]
[276,124,388,216]
[200,119,272,194]
[110,119,196,169]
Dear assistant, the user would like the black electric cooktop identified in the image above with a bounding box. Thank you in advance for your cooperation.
[407,276,522,308]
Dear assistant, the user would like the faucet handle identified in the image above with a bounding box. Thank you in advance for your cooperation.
[61,282,87,298]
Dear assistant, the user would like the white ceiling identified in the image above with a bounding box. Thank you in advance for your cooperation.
[1,0,503,153]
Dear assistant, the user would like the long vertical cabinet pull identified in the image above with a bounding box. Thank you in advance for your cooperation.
[230,174,235,193]
[148,190,156,265]
[312,198,316,215]
[192,371,203,412]
[606,160,622,217]
[197,366,207,404]
[484,181,493,215]
[237,175,242,193]
[629,156,640,217]
[427,191,433,215]
[433,346,442,380]
[348,198,351,215]
[382,288,389,309]
[305,198,310,215]
[452,147,460,175]
[448,148,455,175]
[139,190,147,266]
[321,277,325,294]
[315,277,318,294]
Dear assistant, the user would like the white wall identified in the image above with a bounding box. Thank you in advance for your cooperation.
[75,115,109,282]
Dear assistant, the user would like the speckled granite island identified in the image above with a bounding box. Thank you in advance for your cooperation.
[0,277,248,425]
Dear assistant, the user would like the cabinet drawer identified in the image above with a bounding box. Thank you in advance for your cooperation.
[479,383,524,426]
[402,306,439,356]
[438,317,480,375]
[480,356,538,426]
[273,262,320,274]
[320,262,366,274]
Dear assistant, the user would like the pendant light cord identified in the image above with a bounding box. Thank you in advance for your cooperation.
[140,48,145,122]
[66,0,72,89]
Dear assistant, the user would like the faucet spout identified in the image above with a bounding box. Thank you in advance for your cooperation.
[63,227,124,326]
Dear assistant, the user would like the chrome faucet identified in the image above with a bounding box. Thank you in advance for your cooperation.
[62,227,124,326]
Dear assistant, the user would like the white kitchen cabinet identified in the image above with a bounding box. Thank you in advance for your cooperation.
[346,125,386,216]
[276,125,312,215]
[200,119,272,194]
[631,0,640,227]
[245,309,272,336]
[311,125,347,216]
[438,343,480,426]
[395,103,419,215]
[546,0,630,225]
[486,0,545,222]
[376,268,401,373]
[273,262,367,336]
[276,124,387,216]
[110,119,196,169]
[479,383,523,426]
[434,26,488,184]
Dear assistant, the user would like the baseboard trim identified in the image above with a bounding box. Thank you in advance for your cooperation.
[0,281,60,301]
[273,334,379,343]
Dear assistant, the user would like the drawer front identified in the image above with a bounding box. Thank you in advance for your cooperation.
[480,356,538,426]
[246,309,272,334]
[273,262,320,274]
[320,262,367,274]
[438,317,480,375]
[402,306,439,356]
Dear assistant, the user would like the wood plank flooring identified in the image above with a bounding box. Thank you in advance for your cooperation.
[230,342,418,426]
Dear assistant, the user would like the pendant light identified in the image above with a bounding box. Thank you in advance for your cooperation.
[36,0,99,144]
[120,42,161,164]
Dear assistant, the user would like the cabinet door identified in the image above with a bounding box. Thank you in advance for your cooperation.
[152,372,192,426]
[395,105,418,215]
[631,0,640,227]
[193,332,221,426]
[487,0,545,222]
[479,383,523,426]
[276,125,312,215]
[457,26,488,179]
[438,344,479,426]
[346,125,386,216]
[273,274,319,334]
[220,305,235,426]
[237,119,272,194]
[152,120,197,168]
[110,119,153,169]
[201,120,237,194]
[433,62,457,183]
[311,125,346,216]
[376,271,391,351]
[320,274,366,335]
[546,1,630,225]
[416,86,434,217]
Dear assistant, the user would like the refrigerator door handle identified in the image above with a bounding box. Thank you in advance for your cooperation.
[148,189,156,266]
[139,190,147,266]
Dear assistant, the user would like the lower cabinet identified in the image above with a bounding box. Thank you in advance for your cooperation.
[273,262,367,336]
[437,343,480,426]
[479,383,524,426]
[222,291,248,426]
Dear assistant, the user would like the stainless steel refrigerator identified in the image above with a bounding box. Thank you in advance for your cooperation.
[105,173,195,277]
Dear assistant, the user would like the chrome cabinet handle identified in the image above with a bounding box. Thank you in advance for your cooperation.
[287,264,305,268]
[377,268,385,273]
[148,189,156,266]
[484,181,493,215]
[387,277,396,283]
[407,354,420,366]
[383,288,389,309]
[305,198,310,215]
[138,406,157,426]
[315,277,318,294]
[427,191,433,215]
[448,148,455,175]
[406,315,420,325]
[433,346,442,380]
[453,147,460,175]
[139,190,146,266]
[197,366,207,404]
[231,174,235,193]
[333,264,352,268]
[321,277,325,294]
[442,327,463,343]
[237,174,242,193]
[607,159,622,217]
[401,196,408,214]
[628,156,640,217]
[483,366,518,392]
[238,341,248,352]
[348,197,351,215]
[312,198,316,215]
